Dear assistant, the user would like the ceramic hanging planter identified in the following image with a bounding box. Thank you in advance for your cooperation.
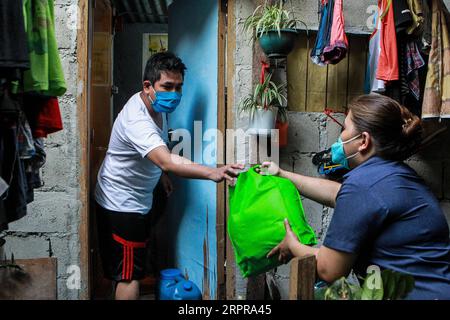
[248,107,278,135]
[243,1,306,59]
[258,29,299,58]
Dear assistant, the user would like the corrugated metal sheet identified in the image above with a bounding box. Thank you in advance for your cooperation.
[112,0,172,24]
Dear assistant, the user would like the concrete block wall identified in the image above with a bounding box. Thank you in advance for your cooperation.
[233,0,450,300]
[1,0,83,299]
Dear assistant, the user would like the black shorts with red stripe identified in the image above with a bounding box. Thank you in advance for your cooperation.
[96,202,151,282]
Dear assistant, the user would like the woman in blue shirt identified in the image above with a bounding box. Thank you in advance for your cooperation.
[260,94,450,299]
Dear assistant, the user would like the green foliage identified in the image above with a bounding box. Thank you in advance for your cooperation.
[361,269,384,300]
[239,73,287,120]
[324,277,354,300]
[381,269,415,300]
[318,268,415,300]
[243,0,305,38]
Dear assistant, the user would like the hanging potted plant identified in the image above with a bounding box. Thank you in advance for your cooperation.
[243,0,307,58]
[239,73,287,134]
[276,106,289,148]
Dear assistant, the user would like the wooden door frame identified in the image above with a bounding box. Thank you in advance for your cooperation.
[210,0,240,300]
[224,0,237,300]
[216,0,228,300]
[77,0,91,300]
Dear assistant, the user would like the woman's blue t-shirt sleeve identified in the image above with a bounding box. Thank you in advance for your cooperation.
[323,182,389,254]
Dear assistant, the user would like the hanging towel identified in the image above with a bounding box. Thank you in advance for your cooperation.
[376,0,399,82]
[422,0,450,119]
[310,0,335,66]
[365,2,386,94]
[322,0,348,64]
[23,0,66,97]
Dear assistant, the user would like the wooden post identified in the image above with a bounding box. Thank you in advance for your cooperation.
[289,255,317,300]
[77,0,90,300]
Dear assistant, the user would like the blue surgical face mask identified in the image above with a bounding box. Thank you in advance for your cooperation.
[148,86,182,113]
[330,134,362,169]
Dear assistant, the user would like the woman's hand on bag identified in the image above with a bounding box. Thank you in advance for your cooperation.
[257,161,281,176]
[267,219,300,264]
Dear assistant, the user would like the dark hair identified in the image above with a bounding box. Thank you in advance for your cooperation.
[348,94,423,161]
[143,51,186,84]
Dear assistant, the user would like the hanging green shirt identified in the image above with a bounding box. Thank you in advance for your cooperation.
[22,0,66,96]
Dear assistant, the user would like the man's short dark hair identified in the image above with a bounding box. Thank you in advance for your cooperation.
[143,51,187,84]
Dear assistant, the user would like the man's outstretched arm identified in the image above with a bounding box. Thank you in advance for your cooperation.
[147,145,243,183]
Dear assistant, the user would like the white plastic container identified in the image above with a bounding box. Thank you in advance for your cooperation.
[248,107,278,135]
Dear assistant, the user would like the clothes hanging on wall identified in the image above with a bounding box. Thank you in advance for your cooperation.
[323,0,348,64]
[407,0,425,36]
[366,0,436,117]
[0,89,29,232]
[393,0,414,33]
[422,0,450,119]
[377,0,400,82]
[386,36,427,116]
[0,84,48,232]
[0,0,30,70]
[365,5,386,94]
[405,40,426,101]
[420,0,432,53]
[311,0,335,66]
[0,0,64,232]
[310,0,349,66]
[23,94,63,138]
[22,0,66,96]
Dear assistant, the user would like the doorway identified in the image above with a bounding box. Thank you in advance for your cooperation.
[87,0,229,299]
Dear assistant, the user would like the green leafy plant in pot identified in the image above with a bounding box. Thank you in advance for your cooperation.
[239,72,287,134]
[243,0,307,58]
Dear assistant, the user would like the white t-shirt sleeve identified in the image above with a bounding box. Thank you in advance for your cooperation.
[124,113,167,158]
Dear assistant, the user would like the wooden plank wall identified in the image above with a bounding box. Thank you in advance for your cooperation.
[287,33,368,113]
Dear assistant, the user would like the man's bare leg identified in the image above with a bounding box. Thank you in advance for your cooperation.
[115,280,140,300]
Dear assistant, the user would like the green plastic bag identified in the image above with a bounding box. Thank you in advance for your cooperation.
[228,165,317,278]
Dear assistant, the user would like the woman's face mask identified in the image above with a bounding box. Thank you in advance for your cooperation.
[330,134,362,169]
[148,86,182,113]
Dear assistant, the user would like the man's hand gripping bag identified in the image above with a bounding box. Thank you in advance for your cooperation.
[228,166,317,278]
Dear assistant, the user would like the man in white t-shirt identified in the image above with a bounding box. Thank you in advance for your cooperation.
[95,52,243,300]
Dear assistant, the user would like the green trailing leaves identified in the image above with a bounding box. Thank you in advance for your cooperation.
[243,0,305,38]
[317,267,416,300]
